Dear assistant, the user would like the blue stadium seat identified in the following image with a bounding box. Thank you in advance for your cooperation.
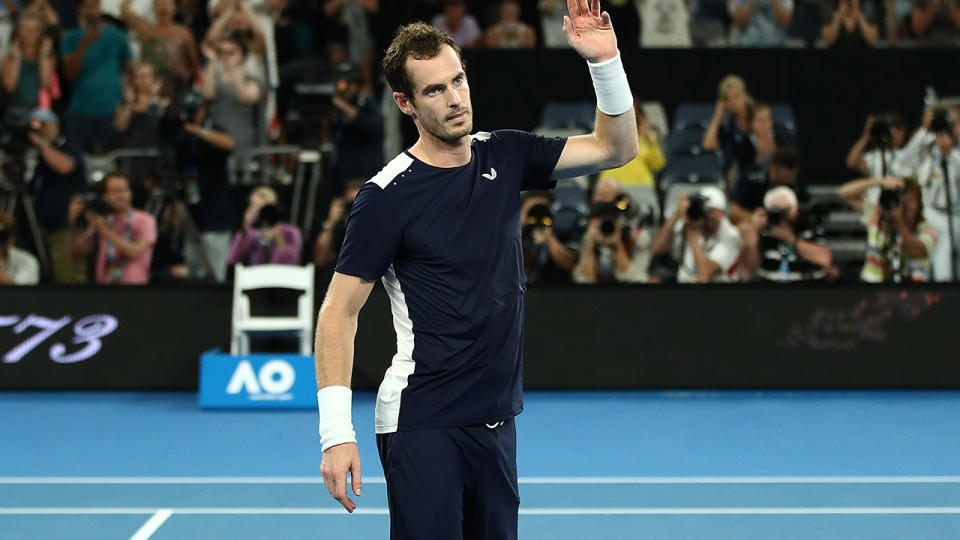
[672,103,715,131]
[552,180,589,237]
[666,128,709,157]
[540,102,597,132]
[659,154,724,190]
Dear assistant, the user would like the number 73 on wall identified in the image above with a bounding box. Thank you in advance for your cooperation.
[0,314,119,364]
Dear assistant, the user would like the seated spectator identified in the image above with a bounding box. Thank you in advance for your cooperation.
[539,0,570,47]
[485,0,536,48]
[728,0,794,46]
[573,178,651,284]
[909,0,960,45]
[1,10,55,113]
[313,179,363,268]
[822,0,880,48]
[0,210,40,285]
[702,74,752,175]
[520,190,578,284]
[846,113,907,178]
[598,100,666,187]
[201,32,264,179]
[432,0,483,48]
[638,0,693,47]
[114,61,165,207]
[740,186,833,281]
[61,0,133,153]
[650,186,742,283]
[840,176,937,282]
[731,146,807,225]
[28,109,87,284]
[228,186,302,266]
[119,0,200,97]
[329,61,384,185]
[71,172,158,285]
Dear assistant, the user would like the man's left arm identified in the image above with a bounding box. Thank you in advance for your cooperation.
[552,0,638,179]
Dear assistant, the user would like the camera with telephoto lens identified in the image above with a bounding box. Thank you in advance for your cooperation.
[766,207,789,227]
[590,193,635,237]
[160,90,205,142]
[686,194,707,221]
[868,116,893,150]
[522,202,554,242]
[74,193,115,229]
[254,204,281,228]
[879,187,902,211]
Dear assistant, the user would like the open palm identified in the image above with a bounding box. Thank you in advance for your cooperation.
[563,0,618,63]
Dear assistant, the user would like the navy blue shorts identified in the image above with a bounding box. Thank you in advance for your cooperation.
[376,419,519,540]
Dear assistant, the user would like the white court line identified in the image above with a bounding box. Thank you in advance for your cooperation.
[128,509,172,540]
[5,507,960,516]
[4,476,960,484]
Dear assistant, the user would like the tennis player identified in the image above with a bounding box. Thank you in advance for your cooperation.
[315,1,637,537]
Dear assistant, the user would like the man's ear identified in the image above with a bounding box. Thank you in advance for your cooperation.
[393,92,415,117]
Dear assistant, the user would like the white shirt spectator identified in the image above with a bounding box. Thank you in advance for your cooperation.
[540,0,570,47]
[640,0,693,47]
[2,246,40,285]
[727,0,794,46]
[673,216,742,283]
[863,148,900,179]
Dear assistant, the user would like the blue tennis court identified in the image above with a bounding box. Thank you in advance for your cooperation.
[4,390,960,539]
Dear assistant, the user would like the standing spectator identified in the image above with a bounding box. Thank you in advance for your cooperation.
[846,113,907,178]
[573,178,651,284]
[1,10,54,114]
[205,0,269,84]
[734,102,778,186]
[909,0,960,44]
[598,100,666,188]
[72,172,158,285]
[539,0,569,47]
[431,0,482,48]
[840,176,937,282]
[650,186,742,283]
[323,0,378,91]
[201,33,264,179]
[228,186,301,265]
[728,0,794,46]
[519,190,578,284]
[0,210,40,285]
[119,0,201,97]
[28,109,87,283]
[740,186,833,282]
[114,61,164,207]
[702,74,751,176]
[485,0,536,48]
[61,0,133,153]
[639,0,693,47]
[822,0,880,48]
[313,180,362,268]
[329,61,383,186]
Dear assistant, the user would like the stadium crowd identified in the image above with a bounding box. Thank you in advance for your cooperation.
[0,0,958,286]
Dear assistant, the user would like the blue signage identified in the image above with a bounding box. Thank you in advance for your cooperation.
[199,351,317,409]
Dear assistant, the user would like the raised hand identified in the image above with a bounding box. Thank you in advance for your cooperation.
[562,0,617,63]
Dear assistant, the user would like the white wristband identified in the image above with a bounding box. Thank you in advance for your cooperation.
[588,51,633,117]
[317,386,357,452]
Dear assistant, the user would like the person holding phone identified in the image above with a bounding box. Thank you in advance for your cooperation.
[60,0,133,153]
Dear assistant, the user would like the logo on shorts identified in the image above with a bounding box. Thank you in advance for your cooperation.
[482,168,498,181]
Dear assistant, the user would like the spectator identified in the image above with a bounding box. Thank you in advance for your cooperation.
[846,113,907,178]
[840,176,937,282]
[638,0,693,47]
[329,61,384,185]
[0,210,40,285]
[16,0,59,26]
[201,32,264,179]
[893,108,960,281]
[61,0,133,153]
[519,190,578,284]
[909,0,960,45]
[573,178,651,284]
[179,93,237,282]
[205,0,269,84]
[741,186,833,281]
[313,179,362,268]
[731,146,807,224]
[1,10,55,113]
[702,74,752,175]
[71,172,158,285]
[539,0,569,47]
[28,109,87,283]
[728,0,794,46]
[598,100,666,188]
[691,0,731,45]
[322,0,378,91]
[485,0,536,48]
[119,0,201,97]
[228,186,302,265]
[822,0,880,48]
[431,0,482,48]
[650,186,742,283]
[114,61,164,207]
[733,102,779,186]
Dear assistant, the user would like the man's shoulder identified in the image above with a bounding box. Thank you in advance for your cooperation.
[131,209,157,226]
[365,152,416,190]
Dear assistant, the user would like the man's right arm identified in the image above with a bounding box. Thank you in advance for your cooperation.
[62,29,96,81]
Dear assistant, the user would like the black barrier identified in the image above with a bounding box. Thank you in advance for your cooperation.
[1,281,956,389]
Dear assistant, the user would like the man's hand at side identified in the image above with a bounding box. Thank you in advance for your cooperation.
[321,442,362,512]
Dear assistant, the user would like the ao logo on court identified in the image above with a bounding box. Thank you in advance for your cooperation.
[226,360,295,400]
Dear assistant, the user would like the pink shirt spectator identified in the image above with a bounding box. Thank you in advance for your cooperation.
[93,210,158,284]
[228,223,302,266]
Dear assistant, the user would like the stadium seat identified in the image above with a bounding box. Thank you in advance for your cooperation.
[641,101,669,139]
[672,103,715,131]
[552,179,589,237]
[540,102,597,132]
[231,264,315,356]
[666,128,709,157]
[659,154,724,190]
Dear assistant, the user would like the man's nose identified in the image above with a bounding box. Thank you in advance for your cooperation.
[446,86,462,106]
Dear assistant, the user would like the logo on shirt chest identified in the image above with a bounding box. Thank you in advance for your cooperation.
[482,167,498,181]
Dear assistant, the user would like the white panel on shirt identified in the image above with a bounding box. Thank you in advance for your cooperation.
[374,265,416,434]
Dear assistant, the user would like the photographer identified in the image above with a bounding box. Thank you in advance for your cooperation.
[313,180,362,269]
[742,186,833,282]
[893,107,960,281]
[520,191,577,284]
[0,210,39,285]
[328,61,384,185]
[71,172,158,285]
[650,186,742,284]
[573,178,650,284]
[228,186,301,266]
[28,109,87,283]
[840,176,936,282]
[846,114,907,177]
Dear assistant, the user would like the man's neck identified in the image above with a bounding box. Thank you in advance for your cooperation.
[408,131,472,168]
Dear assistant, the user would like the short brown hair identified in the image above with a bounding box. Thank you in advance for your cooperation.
[382,22,464,100]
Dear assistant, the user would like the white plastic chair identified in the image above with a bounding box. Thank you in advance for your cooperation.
[231,264,315,356]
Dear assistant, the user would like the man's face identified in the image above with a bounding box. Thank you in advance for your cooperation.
[769,164,797,187]
[892,126,906,148]
[936,132,954,154]
[103,177,132,214]
[397,45,472,144]
[79,0,101,19]
[501,1,520,22]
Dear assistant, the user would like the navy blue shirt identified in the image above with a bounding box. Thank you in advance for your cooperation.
[335,130,566,433]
